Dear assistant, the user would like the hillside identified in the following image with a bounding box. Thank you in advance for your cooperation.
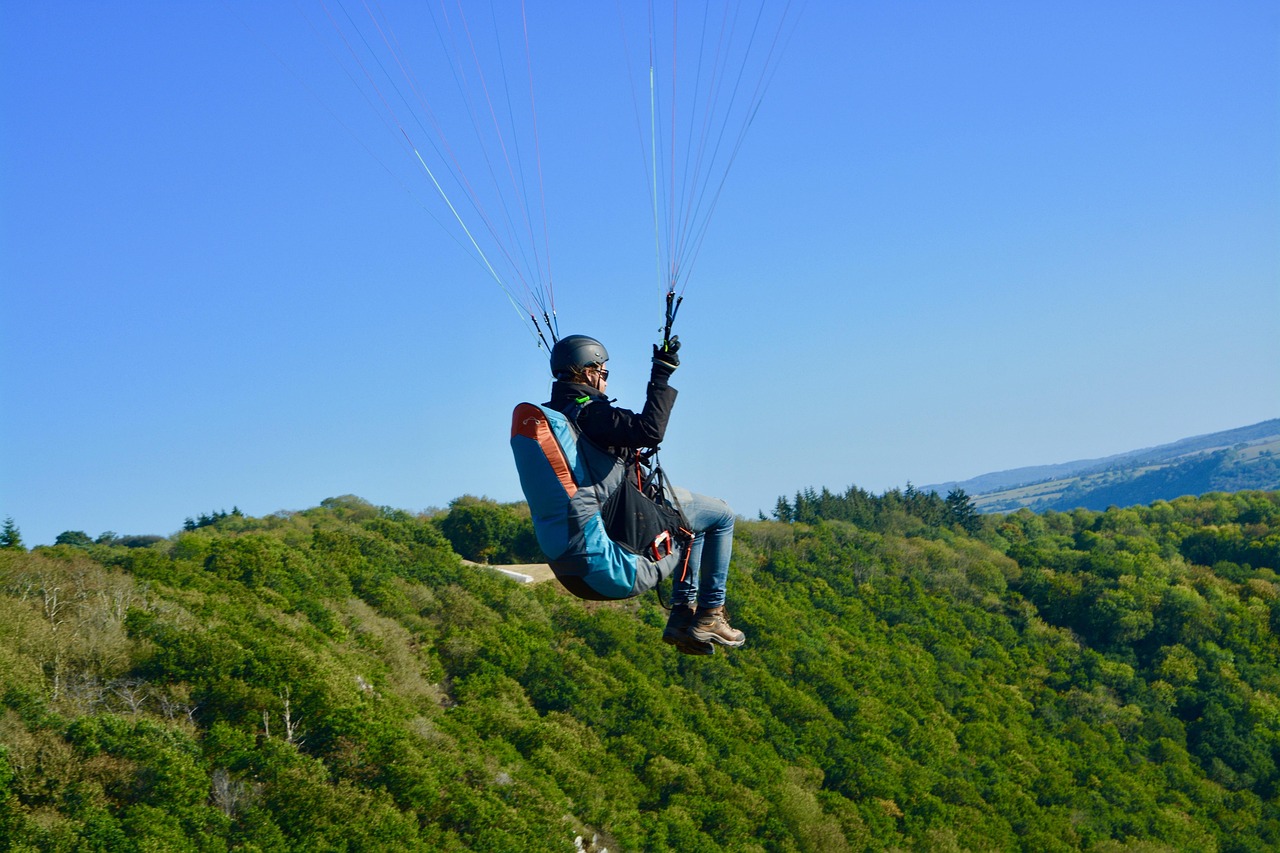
[926,418,1280,513]
[2,492,1280,850]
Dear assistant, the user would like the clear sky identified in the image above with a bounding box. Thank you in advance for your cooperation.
[3,1,1278,546]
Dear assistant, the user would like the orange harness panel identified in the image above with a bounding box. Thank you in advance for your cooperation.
[511,403,577,498]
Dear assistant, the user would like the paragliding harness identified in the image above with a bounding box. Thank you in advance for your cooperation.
[510,398,694,601]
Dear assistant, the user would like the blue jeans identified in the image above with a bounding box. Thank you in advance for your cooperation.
[669,488,735,609]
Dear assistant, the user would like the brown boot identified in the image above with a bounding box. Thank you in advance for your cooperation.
[663,605,715,655]
[689,606,745,647]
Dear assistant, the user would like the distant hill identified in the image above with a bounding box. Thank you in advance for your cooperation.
[925,418,1280,513]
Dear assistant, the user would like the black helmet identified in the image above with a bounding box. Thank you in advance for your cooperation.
[550,334,609,377]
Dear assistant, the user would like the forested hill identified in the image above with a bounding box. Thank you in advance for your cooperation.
[926,418,1280,513]
[3,491,1280,851]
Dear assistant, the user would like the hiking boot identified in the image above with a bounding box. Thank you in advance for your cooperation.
[662,604,697,646]
[676,639,715,656]
[663,605,716,655]
[688,606,745,647]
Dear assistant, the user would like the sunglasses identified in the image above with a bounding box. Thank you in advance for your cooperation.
[592,366,609,381]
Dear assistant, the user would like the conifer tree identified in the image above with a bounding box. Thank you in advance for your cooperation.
[0,517,22,550]
[945,488,982,533]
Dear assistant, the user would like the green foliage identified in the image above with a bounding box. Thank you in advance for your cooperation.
[1,492,1279,849]
[0,518,22,551]
[945,488,982,534]
[437,495,541,563]
[773,483,988,537]
[54,531,93,548]
[182,507,244,532]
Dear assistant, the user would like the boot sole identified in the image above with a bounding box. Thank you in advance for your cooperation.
[664,632,715,655]
[688,629,745,648]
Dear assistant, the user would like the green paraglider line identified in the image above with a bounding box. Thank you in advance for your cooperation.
[290,1,800,352]
[407,135,539,342]
[410,141,501,287]
[329,0,553,343]
[649,62,663,298]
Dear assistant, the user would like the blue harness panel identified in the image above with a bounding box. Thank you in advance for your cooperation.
[510,402,680,600]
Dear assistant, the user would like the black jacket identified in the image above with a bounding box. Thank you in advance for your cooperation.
[545,362,677,455]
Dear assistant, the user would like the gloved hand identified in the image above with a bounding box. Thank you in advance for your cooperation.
[652,336,680,370]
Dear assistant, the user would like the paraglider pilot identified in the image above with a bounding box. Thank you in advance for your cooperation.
[545,334,745,655]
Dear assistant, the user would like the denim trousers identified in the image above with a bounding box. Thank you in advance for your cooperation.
[669,487,735,609]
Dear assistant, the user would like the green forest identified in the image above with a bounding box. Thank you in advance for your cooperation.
[2,488,1279,851]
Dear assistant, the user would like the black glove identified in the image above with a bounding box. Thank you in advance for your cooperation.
[652,336,681,370]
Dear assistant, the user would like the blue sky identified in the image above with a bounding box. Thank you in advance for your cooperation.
[3,1,1277,545]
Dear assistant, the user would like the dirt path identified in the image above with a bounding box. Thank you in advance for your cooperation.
[461,559,557,585]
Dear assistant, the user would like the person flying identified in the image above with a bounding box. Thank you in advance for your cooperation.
[543,334,745,654]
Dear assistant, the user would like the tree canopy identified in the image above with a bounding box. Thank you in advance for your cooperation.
[1,490,1279,850]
